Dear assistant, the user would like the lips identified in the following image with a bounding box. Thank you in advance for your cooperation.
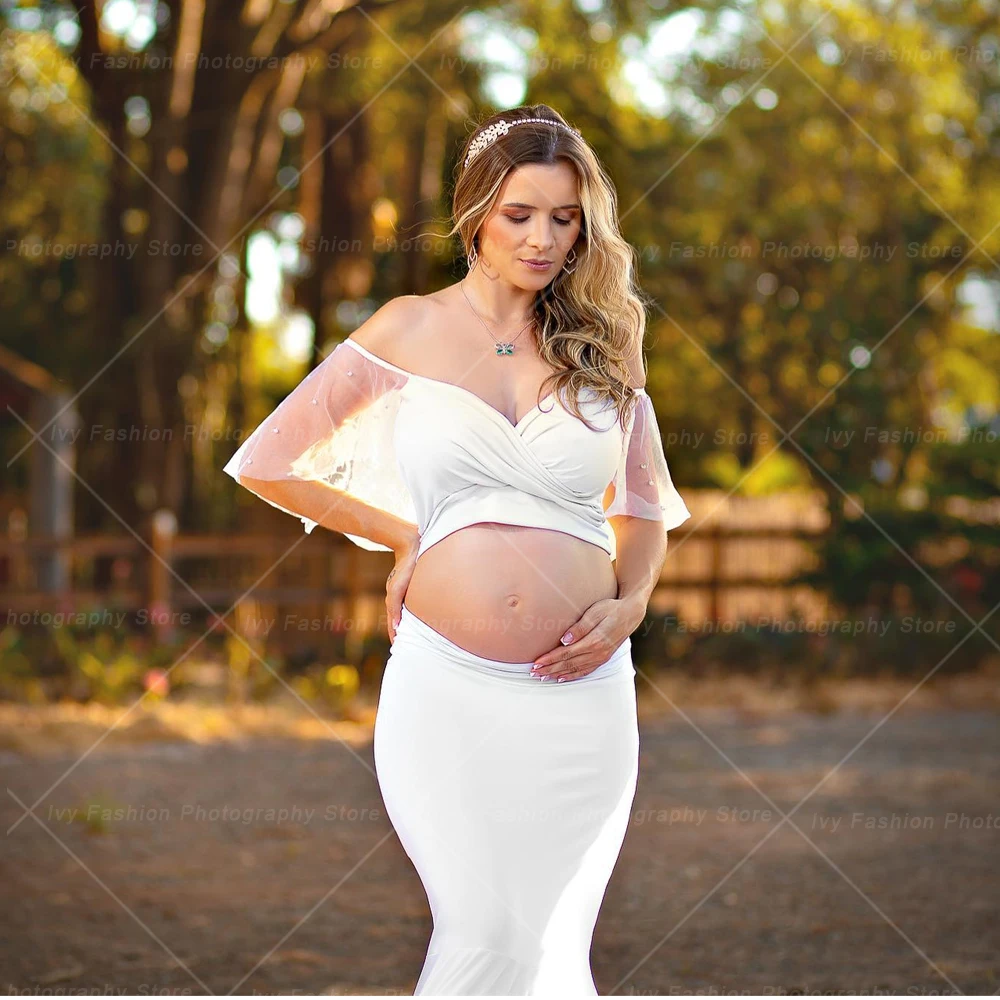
[522,259,552,264]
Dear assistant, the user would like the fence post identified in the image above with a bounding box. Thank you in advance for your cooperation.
[28,389,80,593]
[709,521,722,625]
[149,509,177,641]
[344,542,363,662]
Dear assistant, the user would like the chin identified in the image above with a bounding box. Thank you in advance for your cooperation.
[510,269,557,291]
[506,275,543,292]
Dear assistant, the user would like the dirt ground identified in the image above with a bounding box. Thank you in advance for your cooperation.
[2,682,998,996]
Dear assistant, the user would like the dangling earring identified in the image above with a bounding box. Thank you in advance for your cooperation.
[562,246,578,274]
[467,241,478,273]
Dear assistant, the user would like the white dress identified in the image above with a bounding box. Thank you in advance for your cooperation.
[224,337,691,995]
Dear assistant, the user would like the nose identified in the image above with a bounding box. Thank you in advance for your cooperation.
[526,223,555,252]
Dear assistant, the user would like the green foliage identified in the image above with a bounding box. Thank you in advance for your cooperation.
[2,1,999,695]
[223,630,289,702]
[631,607,837,680]
[0,623,147,703]
[4,0,999,530]
[0,611,376,707]
[0,626,43,702]
[288,663,361,709]
[322,663,361,706]
[0,29,110,365]
[791,503,1000,676]
[802,505,999,618]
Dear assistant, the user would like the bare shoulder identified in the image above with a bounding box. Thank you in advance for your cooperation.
[346,294,433,364]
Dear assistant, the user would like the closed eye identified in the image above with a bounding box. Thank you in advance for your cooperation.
[509,216,574,226]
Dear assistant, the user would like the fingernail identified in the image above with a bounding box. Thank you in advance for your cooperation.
[393,618,400,630]
[557,677,565,683]
[560,632,573,644]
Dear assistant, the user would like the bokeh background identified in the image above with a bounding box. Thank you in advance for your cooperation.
[1,0,998,994]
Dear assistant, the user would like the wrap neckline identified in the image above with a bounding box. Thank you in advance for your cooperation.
[344,339,559,433]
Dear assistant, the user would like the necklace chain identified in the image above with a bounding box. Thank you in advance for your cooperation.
[460,279,535,356]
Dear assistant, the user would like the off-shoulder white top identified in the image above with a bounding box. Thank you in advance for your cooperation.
[224,337,691,562]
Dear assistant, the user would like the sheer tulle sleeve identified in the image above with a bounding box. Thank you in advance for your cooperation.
[605,387,691,532]
[223,340,416,552]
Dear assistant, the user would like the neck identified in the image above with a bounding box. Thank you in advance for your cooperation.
[462,266,537,326]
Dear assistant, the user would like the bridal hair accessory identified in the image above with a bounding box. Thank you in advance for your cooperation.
[464,117,582,168]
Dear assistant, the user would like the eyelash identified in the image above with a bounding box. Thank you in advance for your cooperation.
[509,216,574,226]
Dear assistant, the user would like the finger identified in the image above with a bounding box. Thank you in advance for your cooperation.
[555,667,598,683]
[533,646,607,678]
[555,650,617,681]
[545,637,618,677]
[537,658,600,683]
[531,619,589,671]
[563,602,610,645]
[549,661,602,681]
[533,608,610,670]
[554,612,594,649]
[530,643,583,675]
[531,634,586,671]
[532,645,598,675]
[530,648,568,674]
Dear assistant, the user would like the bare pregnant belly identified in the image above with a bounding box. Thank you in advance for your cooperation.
[402,523,619,662]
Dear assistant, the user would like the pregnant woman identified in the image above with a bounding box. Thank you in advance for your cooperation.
[224,104,691,995]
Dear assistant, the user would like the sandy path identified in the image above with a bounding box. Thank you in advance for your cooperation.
[2,704,997,995]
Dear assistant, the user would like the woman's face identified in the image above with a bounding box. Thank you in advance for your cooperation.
[475,160,583,290]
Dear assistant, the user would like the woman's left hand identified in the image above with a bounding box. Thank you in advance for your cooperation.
[530,596,645,683]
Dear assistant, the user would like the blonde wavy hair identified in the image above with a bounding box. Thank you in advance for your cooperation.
[446,103,652,433]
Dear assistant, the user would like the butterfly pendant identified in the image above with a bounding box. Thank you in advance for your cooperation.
[495,342,515,356]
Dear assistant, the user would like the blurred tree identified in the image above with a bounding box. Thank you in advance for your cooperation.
[611,2,1000,536]
[0,30,110,498]
[1,0,998,560]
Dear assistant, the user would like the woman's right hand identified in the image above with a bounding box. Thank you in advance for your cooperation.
[386,532,420,644]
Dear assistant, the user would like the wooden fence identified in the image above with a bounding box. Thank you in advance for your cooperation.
[1,491,832,643]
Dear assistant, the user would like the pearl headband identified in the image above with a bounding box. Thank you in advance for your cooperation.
[463,117,583,168]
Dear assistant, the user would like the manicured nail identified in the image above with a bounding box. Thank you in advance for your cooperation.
[557,677,565,683]
[560,632,573,644]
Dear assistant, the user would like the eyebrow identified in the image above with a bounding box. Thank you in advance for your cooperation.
[502,202,581,210]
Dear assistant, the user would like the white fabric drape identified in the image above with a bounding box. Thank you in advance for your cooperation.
[224,338,692,555]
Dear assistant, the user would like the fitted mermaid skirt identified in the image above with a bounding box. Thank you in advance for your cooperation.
[373,603,640,996]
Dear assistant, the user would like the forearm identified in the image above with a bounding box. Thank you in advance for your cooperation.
[610,515,668,624]
[239,476,418,553]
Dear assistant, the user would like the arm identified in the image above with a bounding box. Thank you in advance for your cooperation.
[225,297,423,554]
[532,377,691,682]
[605,377,686,625]
[237,476,418,552]
[608,513,667,632]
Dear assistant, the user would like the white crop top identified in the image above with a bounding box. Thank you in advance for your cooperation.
[223,337,691,562]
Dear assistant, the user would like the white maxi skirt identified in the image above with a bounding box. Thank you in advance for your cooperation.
[373,602,640,996]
